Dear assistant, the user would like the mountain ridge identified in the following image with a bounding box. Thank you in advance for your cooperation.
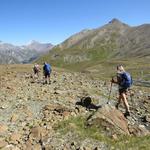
[37,18,150,69]
[0,41,54,64]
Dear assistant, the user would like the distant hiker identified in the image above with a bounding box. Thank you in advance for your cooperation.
[43,62,52,84]
[111,65,132,117]
[33,64,40,78]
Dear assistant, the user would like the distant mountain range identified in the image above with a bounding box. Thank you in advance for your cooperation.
[37,18,150,70]
[0,41,53,64]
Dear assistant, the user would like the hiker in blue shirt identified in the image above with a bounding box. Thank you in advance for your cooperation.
[111,65,132,117]
[43,62,52,84]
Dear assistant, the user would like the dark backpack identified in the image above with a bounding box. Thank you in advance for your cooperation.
[120,72,132,88]
[33,66,39,72]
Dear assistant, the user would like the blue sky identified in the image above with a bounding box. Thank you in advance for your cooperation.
[0,0,150,45]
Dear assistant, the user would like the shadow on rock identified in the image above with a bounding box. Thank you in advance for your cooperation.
[75,96,101,111]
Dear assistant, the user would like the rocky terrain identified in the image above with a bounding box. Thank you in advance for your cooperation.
[0,41,53,64]
[0,65,150,150]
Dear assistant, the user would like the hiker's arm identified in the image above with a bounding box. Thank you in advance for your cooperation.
[111,77,118,84]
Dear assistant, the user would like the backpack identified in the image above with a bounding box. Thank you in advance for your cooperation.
[120,72,132,88]
[44,63,51,73]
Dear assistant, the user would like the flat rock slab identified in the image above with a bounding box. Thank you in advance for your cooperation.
[87,105,129,135]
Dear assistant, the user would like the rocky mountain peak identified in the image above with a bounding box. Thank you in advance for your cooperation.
[109,18,122,23]
[108,18,129,27]
[28,40,41,45]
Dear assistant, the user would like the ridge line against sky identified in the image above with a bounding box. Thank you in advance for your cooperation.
[0,0,149,45]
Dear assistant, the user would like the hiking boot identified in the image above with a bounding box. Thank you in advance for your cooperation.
[124,111,130,118]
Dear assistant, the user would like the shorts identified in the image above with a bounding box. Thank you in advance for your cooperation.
[119,87,128,94]
[44,71,50,78]
[34,70,39,74]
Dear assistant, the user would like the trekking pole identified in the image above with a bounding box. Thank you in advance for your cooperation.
[107,81,113,104]
[128,88,134,108]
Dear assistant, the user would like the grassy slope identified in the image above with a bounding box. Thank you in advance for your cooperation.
[36,20,150,82]
[37,47,150,81]
[37,27,150,81]
[55,116,150,150]
[37,33,119,77]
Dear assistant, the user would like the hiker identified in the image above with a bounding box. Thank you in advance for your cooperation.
[33,63,40,78]
[43,62,52,84]
[111,65,132,117]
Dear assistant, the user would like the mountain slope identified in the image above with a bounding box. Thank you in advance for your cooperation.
[37,19,150,70]
[0,41,53,64]
[117,24,150,58]
[25,40,53,53]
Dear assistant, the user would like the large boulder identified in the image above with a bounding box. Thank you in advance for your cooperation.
[87,105,129,136]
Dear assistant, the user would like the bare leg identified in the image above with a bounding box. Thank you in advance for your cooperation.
[46,77,48,84]
[48,73,51,84]
[37,72,39,78]
[44,76,48,84]
[116,95,122,109]
[121,93,130,112]
[48,77,50,84]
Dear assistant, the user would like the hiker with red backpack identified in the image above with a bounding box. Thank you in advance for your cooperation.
[111,65,132,117]
[43,62,52,84]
